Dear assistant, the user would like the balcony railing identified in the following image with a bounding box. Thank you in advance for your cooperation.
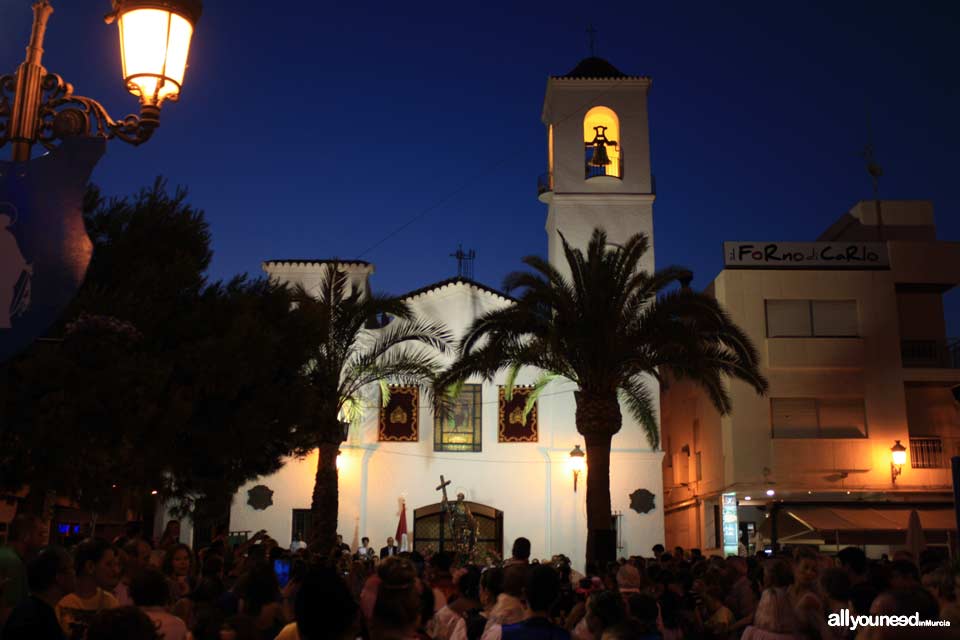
[901,338,960,368]
[909,436,960,469]
[910,437,946,469]
[537,172,553,196]
[584,145,624,179]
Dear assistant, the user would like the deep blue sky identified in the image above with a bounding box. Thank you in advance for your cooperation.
[2,1,958,332]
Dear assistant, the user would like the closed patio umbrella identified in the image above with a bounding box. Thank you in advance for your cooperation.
[906,509,927,561]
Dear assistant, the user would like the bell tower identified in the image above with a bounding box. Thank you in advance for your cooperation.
[539,57,655,278]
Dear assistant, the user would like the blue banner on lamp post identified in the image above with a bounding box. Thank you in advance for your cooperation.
[0,137,105,362]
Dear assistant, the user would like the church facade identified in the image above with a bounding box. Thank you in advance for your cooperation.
[229,57,665,568]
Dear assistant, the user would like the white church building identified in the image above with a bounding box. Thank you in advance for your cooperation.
[229,57,665,568]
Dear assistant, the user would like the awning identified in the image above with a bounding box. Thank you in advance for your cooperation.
[759,506,957,544]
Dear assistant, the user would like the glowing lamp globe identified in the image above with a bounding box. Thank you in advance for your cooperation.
[108,0,202,106]
[569,444,586,474]
[569,444,586,492]
[891,440,907,467]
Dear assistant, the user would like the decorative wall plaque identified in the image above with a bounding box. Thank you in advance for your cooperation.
[379,385,419,441]
[629,488,655,514]
[247,485,274,511]
[498,386,537,442]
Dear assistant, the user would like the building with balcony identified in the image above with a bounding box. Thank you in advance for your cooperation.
[660,200,960,556]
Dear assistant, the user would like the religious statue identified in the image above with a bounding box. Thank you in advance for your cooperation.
[436,475,478,563]
[0,209,32,329]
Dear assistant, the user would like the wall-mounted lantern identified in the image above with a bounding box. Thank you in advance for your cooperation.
[891,440,907,484]
[569,444,586,492]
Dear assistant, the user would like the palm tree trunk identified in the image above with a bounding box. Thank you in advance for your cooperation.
[310,440,341,558]
[575,391,622,568]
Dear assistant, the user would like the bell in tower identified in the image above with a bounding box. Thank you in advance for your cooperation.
[587,125,616,168]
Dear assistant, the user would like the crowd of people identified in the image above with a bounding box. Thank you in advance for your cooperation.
[1,514,958,639]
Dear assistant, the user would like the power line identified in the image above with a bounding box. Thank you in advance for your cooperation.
[353,78,634,260]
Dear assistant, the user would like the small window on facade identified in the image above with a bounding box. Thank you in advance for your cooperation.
[771,398,818,437]
[766,300,859,337]
[434,384,482,452]
[771,398,867,438]
[817,399,867,438]
[811,300,858,337]
[766,300,812,337]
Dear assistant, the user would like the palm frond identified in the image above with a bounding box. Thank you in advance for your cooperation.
[378,379,391,407]
[619,376,659,449]
[522,371,560,420]
[503,363,522,401]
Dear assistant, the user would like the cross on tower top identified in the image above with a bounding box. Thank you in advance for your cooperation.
[586,24,597,57]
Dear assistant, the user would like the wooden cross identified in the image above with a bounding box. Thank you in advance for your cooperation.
[436,475,452,552]
[436,475,451,504]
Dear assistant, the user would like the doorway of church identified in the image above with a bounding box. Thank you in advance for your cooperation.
[292,508,312,547]
[413,501,503,562]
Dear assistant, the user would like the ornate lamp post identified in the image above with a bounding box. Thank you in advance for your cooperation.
[2,0,202,160]
[0,1,202,362]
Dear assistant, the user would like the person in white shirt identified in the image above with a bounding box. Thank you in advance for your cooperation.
[355,537,374,560]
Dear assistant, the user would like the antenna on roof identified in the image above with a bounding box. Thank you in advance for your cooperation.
[862,106,883,198]
[586,25,597,57]
[861,103,885,242]
[450,244,476,280]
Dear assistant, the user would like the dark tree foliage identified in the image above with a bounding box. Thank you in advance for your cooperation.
[0,179,316,527]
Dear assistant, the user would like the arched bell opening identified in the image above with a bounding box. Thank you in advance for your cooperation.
[583,106,622,180]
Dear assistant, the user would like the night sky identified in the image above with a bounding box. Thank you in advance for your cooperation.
[2,1,958,332]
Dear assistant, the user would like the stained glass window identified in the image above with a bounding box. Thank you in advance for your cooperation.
[435,384,482,452]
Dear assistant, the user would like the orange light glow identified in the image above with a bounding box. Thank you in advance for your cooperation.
[891,440,907,467]
[548,124,554,179]
[569,454,586,475]
[569,444,586,492]
[118,8,194,104]
[583,106,621,177]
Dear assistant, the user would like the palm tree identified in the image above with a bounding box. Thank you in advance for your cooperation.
[293,266,450,557]
[438,228,767,564]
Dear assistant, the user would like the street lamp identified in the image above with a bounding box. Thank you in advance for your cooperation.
[1,0,202,161]
[569,444,586,492]
[0,0,202,363]
[891,440,907,484]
